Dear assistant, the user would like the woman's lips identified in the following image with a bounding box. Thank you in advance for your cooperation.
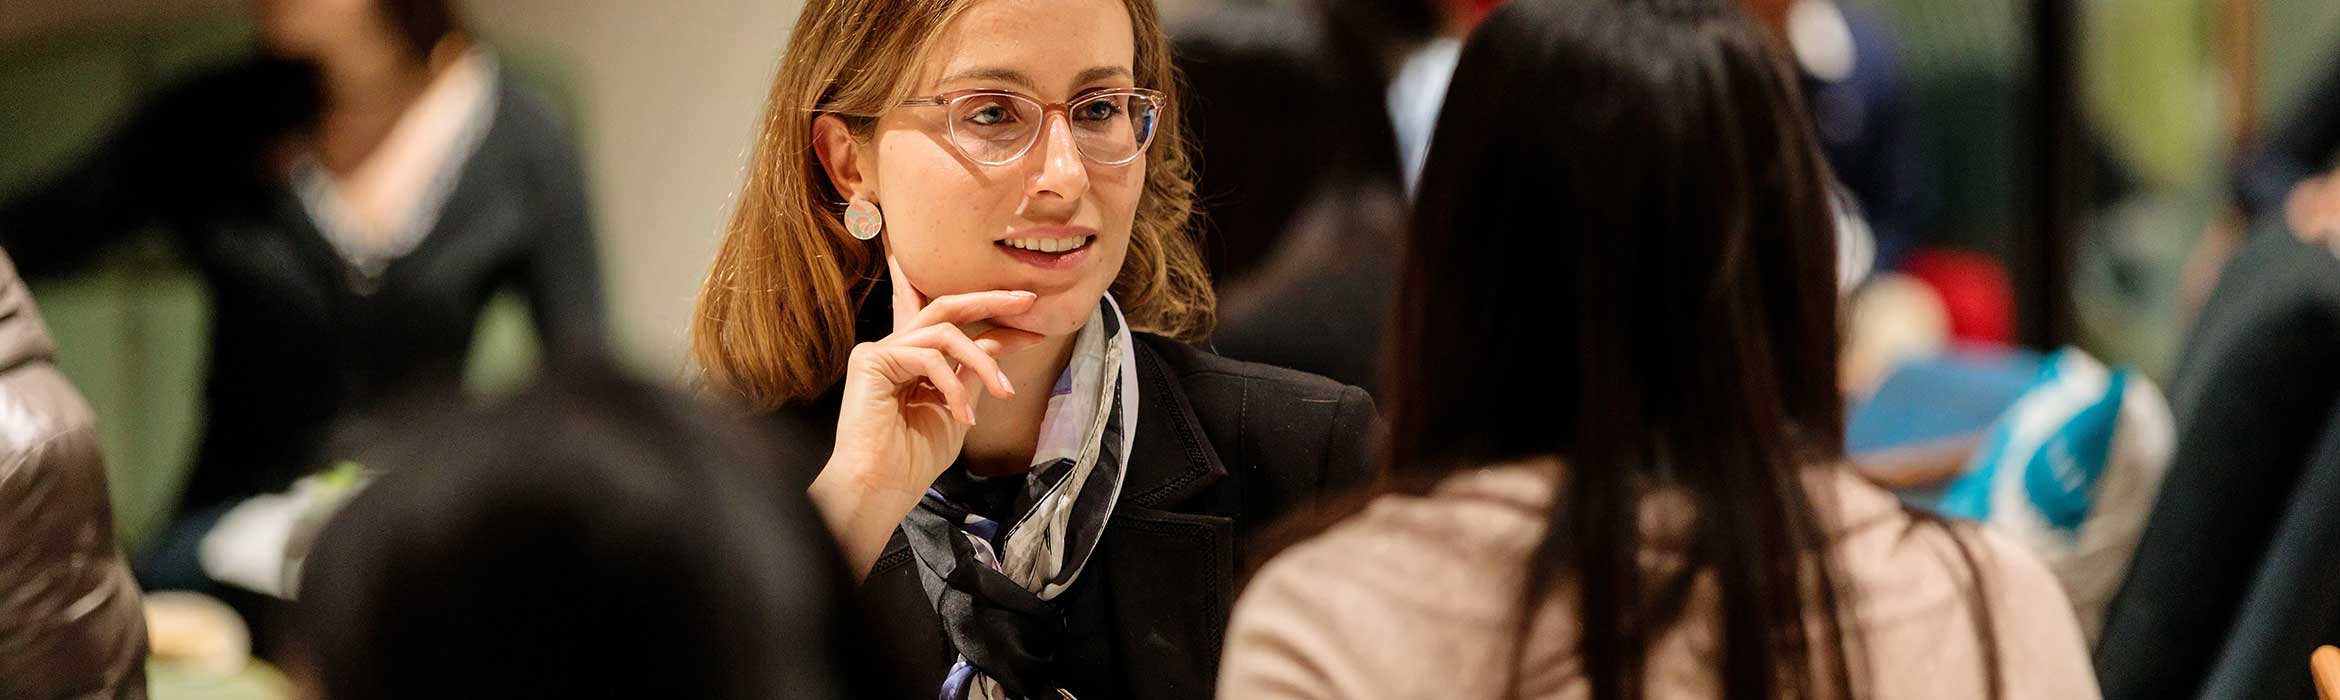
[995,227,1097,271]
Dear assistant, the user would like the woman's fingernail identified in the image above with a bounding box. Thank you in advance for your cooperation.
[999,372,1016,395]
[1008,290,1037,299]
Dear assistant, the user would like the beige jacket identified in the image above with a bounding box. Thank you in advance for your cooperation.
[0,250,149,699]
[1218,462,2098,699]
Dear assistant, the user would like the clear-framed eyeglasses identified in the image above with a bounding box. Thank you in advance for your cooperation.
[893,87,1165,166]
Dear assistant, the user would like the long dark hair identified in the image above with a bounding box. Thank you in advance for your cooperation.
[1385,0,1857,697]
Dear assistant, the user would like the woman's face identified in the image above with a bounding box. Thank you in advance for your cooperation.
[247,0,388,58]
[859,0,1147,338]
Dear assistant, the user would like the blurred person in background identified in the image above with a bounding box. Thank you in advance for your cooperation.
[1317,0,1501,194]
[290,373,895,700]
[2086,42,2340,700]
[0,0,606,637]
[1739,0,1929,273]
[2236,50,2340,233]
[0,249,148,700]
[2095,90,2340,696]
[1216,0,2096,697]
[1176,4,1407,395]
[2210,48,2340,308]
[689,0,1377,695]
[2092,219,2340,700]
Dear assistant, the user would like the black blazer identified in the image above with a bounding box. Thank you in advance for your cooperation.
[771,332,1377,699]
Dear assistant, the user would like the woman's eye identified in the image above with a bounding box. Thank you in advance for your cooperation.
[967,105,1014,126]
[1075,99,1122,121]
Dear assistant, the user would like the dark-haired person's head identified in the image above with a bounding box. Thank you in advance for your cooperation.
[291,372,893,700]
[247,0,465,62]
[1172,4,1402,284]
[1388,0,1847,696]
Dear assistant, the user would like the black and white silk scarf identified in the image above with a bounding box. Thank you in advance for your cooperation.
[900,296,1139,700]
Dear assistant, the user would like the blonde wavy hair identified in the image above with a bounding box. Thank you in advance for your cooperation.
[690,0,1211,411]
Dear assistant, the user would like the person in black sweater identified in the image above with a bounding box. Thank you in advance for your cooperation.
[0,0,605,621]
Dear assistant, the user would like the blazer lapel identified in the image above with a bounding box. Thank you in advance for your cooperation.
[1099,339,1236,700]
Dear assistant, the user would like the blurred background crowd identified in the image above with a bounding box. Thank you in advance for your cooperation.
[7,0,2340,697]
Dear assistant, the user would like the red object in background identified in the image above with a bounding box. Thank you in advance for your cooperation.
[1901,248,2017,347]
[1448,0,1506,31]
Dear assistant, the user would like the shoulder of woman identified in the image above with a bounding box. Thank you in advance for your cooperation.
[1223,479,1553,697]
[160,55,315,109]
[1962,525,2102,694]
[1827,472,2098,691]
[122,56,315,152]
[1959,525,2086,629]
[1824,471,2071,605]
[1249,470,1553,602]
[492,76,580,156]
[1137,334,1373,432]
[1136,332,1363,400]
[1233,524,1424,628]
[1133,333,1376,489]
[1223,540,1361,699]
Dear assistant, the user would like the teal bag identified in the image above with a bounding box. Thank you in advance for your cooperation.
[1938,348,2129,533]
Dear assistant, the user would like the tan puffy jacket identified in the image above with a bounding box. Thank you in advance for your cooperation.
[0,249,148,699]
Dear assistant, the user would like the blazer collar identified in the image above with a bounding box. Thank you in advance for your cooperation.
[1118,336,1228,510]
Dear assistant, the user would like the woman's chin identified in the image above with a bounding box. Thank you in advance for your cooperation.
[987,301,1095,339]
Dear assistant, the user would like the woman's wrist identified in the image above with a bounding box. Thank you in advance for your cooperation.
[814,451,930,502]
[808,456,928,579]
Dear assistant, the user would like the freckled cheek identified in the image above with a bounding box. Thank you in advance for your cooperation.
[1090,162,1146,234]
[1091,160,1144,196]
[880,157,1019,249]
[872,154,1034,296]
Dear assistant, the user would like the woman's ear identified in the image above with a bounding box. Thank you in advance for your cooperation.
[812,114,875,202]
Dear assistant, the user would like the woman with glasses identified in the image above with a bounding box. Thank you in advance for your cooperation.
[689,0,1375,698]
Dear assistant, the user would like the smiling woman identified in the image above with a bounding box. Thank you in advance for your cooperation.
[693,0,1208,410]
[688,0,1378,698]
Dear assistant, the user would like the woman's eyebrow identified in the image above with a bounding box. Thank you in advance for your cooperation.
[1073,66,1133,86]
[938,65,1135,92]
[938,66,1038,92]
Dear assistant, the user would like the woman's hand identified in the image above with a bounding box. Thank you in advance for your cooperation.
[810,252,1044,578]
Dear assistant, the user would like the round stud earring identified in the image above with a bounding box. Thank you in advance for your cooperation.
[844,197,884,241]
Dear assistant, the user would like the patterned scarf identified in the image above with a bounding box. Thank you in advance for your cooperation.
[899,297,1140,700]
